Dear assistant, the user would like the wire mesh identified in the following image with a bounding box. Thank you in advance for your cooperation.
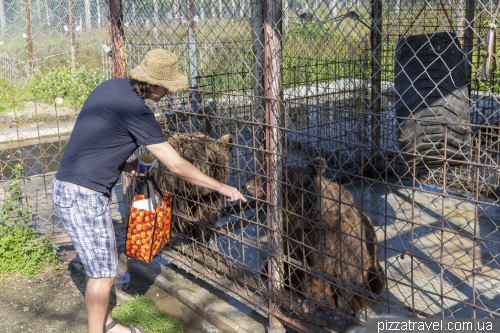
[3,0,500,332]
[0,0,115,236]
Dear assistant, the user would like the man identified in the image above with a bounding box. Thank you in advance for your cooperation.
[52,49,247,333]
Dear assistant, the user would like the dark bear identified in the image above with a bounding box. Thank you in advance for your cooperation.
[156,132,234,241]
[245,157,385,316]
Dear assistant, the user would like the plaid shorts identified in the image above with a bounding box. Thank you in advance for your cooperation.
[52,178,118,278]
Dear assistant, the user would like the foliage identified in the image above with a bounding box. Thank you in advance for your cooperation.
[295,21,329,40]
[0,80,27,114]
[0,164,33,226]
[0,165,59,279]
[111,295,184,333]
[0,224,59,278]
[27,66,103,109]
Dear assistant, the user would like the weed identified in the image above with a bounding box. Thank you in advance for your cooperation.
[111,295,184,333]
[0,80,27,114]
[0,164,59,279]
[0,164,33,226]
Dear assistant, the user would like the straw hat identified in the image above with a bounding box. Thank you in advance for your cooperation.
[129,49,188,92]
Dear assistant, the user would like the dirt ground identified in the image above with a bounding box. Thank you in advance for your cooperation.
[0,257,150,333]
[0,242,231,333]
[0,260,92,333]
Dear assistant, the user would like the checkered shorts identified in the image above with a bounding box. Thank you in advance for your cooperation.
[52,179,118,278]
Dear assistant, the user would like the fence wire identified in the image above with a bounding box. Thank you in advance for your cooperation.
[2,0,500,332]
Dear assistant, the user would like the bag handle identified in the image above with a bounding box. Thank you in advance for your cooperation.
[131,174,137,202]
[148,175,163,198]
[131,174,162,211]
[146,175,163,210]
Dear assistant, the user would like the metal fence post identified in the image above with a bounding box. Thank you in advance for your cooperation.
[370,0,383,170]
[264,0,285,331]
[25,0,34,75]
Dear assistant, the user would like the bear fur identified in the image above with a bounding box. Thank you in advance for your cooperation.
[245,156,385,316]
[156,132,234,239]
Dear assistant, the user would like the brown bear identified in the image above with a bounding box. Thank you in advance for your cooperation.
[156,132,234,241]
[245,156,385,316]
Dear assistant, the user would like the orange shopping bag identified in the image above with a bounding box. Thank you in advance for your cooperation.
[125,175,172,263]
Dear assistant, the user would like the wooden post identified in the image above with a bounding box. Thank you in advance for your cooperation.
[109,0,126,78]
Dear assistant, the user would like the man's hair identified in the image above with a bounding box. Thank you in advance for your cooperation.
[131,79,153,99]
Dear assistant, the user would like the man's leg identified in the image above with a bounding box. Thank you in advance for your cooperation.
[86,277,137,333]
[86,277,114,333]
[53,181,138,333]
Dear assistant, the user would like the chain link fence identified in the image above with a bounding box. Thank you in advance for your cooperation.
[0,0,115,237]
[2,0,500,332]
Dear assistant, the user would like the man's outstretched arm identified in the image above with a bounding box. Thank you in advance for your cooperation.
[146,141,247,202]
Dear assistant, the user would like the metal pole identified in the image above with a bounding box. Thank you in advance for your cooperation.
[97,0,102,28]
[0,0,6,31]
[153,0,159,45]
[370,0,383,169]
[282,0,288,33]
[68,0,75,70]
[464,0,476,92]
[44,0,50,27]
[84,0,91,30]
[25,0,34,75]
[264,0,284,331]
[188,0,199,90]
[251,0,265,178]
[187,0,201,110]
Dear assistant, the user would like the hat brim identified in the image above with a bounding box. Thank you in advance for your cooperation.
[129,65,188,93]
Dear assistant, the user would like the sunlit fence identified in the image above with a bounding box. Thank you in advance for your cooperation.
[2,0,500,332]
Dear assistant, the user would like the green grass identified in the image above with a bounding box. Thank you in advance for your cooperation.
[111,295,184,333]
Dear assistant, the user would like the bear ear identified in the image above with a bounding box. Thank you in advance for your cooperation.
[307,156,327,176]
[220,134,234,150]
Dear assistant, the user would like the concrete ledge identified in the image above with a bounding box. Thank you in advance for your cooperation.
[119,253,250,333]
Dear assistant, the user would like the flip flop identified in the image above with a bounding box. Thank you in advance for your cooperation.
[104,318,146,333]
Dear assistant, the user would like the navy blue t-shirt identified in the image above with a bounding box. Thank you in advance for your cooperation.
[56,77,166,196]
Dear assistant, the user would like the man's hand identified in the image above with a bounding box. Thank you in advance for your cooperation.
[217,183,248,202]
[123,158,153,177]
